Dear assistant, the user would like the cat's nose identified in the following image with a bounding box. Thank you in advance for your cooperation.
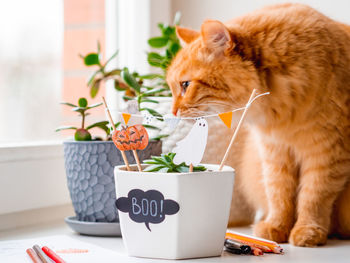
[172,108,178,116]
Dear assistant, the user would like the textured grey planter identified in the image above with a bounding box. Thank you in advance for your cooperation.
[63,140,162,223]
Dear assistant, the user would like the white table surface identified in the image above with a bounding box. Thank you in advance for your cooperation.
[1,220,349,263]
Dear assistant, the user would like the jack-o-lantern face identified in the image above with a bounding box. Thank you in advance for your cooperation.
[112,124,149,151]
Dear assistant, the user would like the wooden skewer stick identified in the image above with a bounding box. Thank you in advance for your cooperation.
[102,97,131,171]
[219,89,257,171]
[189,163,194,173]
[132,150,142,172]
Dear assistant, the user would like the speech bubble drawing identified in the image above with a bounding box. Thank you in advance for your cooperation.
[116,189,180,231]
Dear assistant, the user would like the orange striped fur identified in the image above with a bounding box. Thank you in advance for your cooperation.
[167,3,350,247]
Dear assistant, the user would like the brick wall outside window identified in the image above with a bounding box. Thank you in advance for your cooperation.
[62,0,106,136]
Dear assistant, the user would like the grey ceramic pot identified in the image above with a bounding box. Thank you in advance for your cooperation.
[63,140,162,223]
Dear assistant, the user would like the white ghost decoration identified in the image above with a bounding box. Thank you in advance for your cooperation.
[163,114,181,131]
[173,117,208,166]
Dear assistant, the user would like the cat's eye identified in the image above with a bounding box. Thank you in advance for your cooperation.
[180,81,191,94]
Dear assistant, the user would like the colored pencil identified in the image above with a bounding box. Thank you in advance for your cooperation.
[226,231,283,254]
[251,246,264,256]
[26,248,43,263]
[42,246,66,263]
[33,245,52,263]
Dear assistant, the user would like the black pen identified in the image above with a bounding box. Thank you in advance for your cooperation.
[225,239,252,254]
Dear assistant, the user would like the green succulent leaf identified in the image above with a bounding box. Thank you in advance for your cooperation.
[104,50,119,67]
[90,79,101,98]
[87,70,100,86]
[147,52,164,67]
[143,164,165,172]
[142,87,166,96]
[140,98,159,104]
[60,102,78,107]
[148,37,168,48]
[86,121,110,135]
[175,166,189,173]
[78,98,88,107]
[87,102,102,109]
[84,53,100,66]
[169,42,181,56]
[122,95,134,101]
[158,167,169,173]
[121,68,141,93]
[143,124,161,131]
[139,73,163,80]
[151,134,169,141]
[140,107,162,117]
[72,107,86,114]
[142,153,206,173]
[55,126,77,132]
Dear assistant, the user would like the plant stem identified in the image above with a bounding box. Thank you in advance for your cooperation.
[81,112,85,129]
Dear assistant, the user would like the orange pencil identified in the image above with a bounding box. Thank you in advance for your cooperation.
[226,231,283,254]
[251,246,264,256]
[26,248,43,263]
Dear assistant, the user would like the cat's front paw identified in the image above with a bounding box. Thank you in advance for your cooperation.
[289,224,327,247]
[253,221,290,243]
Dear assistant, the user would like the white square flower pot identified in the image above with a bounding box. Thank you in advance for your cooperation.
[114,164,234,260]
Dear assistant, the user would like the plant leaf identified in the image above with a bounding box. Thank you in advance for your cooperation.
[140,98,159,104]
[90,79,101,98]
[142,87,166,96]
[122,95,134,101]
[78,98,88,107]
[148,37,168,48]
[86,121,110,135]
[169,42,181,56]
[143,159,159,164]
[86,121,109,130]
[175,166,189,173]
[143,124,161,131]
[158,167,169,173]
[121,68,141,93]
[104,50,119,67]
[55,126,77,132]
[60,102,77,107]
[144,164,165,172]
[139,73,163,80]
[87,102,102,109]
[147,52,163,67]
[84,53,100,66]
[151,134,169,141]
[140,107,162,117]
[104,69,122,77]
[194,165,207,171]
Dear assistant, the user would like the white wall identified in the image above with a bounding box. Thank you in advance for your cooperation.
[171,0,350,30]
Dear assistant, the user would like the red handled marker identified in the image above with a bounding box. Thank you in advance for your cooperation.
[42,246,66,263]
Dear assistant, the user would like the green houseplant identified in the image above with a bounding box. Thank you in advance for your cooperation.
[58,14,181,231]
[58,97,161,229]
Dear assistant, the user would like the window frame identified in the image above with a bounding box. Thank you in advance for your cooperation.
[0,0,172,230]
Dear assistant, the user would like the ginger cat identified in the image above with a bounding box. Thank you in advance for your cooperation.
[166,3,350,247]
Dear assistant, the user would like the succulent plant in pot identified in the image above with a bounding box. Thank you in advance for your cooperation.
[114,152,235,259]
[56,97,162,230]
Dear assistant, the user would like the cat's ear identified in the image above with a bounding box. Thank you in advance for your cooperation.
[200,20,233,52]
[176,26,200,45]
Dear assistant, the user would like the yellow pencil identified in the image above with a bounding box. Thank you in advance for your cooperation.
[226,231,283,254]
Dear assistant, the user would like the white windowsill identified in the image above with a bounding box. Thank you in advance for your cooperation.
[0,141,64,163]
[0,141,71,226]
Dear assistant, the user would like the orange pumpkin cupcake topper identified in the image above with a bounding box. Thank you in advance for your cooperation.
[112,124,149,151]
